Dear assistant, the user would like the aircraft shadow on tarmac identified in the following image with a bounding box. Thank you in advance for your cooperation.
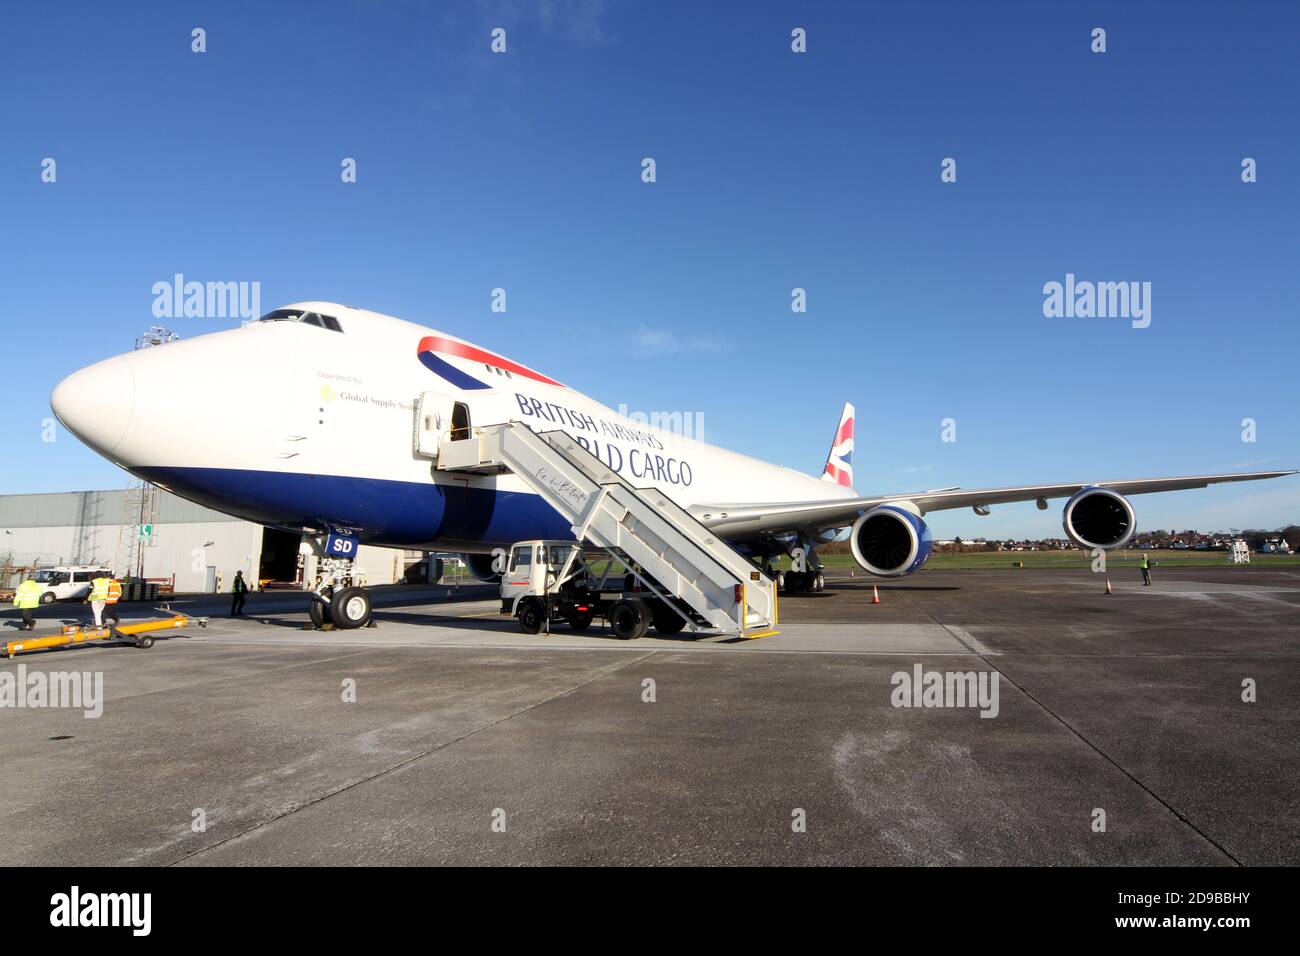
[371,609,773,643]
[234,607,733,643]
[825,584,960,592]
[234,608,516,635]
[371,609,702,640]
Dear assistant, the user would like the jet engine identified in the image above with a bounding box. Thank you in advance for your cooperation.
[462,551,503,583]
[849,505,933,577]
[1061,487,1136,550]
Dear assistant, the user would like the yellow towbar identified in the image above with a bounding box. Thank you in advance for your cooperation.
[4,609,208,659]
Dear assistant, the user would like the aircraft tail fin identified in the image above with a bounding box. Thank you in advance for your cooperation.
[820,402,855,490]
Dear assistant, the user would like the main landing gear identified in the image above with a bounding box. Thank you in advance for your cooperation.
[780,568,826,594]
[765,545,827,594]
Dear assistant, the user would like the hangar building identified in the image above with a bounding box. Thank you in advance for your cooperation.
[0,486,427,594]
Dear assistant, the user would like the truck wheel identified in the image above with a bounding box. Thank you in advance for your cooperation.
[518,598,544,634]
[652,604,687,635]
[609,600,648,640]
[40,591,56,605]
[331,587,372,629]
[567,610,594,632]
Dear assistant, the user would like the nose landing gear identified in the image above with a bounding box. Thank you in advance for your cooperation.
[308,554,374,630]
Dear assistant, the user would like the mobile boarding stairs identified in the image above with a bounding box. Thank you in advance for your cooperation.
[430,421,778,637]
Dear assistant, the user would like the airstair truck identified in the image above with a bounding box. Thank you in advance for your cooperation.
[500,540,710,639]
[440,421,779,640]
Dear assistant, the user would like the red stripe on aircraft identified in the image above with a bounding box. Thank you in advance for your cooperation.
[416,335,564,387]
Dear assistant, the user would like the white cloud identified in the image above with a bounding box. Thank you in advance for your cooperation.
[537,0,612,46]
[633,326,728,357]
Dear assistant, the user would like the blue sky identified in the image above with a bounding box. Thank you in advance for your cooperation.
[2,0,1296,537]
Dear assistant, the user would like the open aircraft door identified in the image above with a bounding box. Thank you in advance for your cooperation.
[414,390,457,459]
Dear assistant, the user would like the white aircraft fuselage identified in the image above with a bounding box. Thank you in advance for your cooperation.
[50,303,854,553]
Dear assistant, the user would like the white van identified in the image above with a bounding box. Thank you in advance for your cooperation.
[29,566,114,604]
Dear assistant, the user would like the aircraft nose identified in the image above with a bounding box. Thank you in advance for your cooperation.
[50,356,136,455]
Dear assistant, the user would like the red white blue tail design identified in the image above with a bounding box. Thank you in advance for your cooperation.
[821,402,855,490]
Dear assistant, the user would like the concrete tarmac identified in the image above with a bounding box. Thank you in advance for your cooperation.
[0,567,1295,865]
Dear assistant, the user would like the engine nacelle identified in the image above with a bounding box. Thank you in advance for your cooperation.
[1062,487,1136,550]
[849,505,933,577]
[462,551,503,583]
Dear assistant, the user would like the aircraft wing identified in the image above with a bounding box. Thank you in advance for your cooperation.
[690,470,1297,538]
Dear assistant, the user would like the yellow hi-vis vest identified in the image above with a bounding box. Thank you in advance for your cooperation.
[14,579,42,609]
[89,577,111,601]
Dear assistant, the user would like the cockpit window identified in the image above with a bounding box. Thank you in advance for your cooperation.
[258,309,343,333]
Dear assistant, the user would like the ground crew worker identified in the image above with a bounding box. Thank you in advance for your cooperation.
[231,570,248,616]
[87,574,112,627]
[1139,553,1152,586]
[13,577,41,631]
[103,576,123,627]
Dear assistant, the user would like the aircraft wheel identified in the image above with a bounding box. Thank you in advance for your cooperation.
[609,600,649,640]
[40,592,56,605]
[308,600,328,628]
[813,572,825,592]
[331,587,372,629]
[518,598,545,634]
[309,588,333,628]
[783,572,805,594]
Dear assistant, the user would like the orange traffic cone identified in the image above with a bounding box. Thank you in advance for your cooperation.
[871,584,881,605]
[1105,577,1113,595]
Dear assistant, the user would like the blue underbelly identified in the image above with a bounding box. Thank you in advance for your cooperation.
[136,466,572,549]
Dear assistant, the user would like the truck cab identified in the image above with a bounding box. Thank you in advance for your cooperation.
[499,540,579,611]
[499,539,693,639]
